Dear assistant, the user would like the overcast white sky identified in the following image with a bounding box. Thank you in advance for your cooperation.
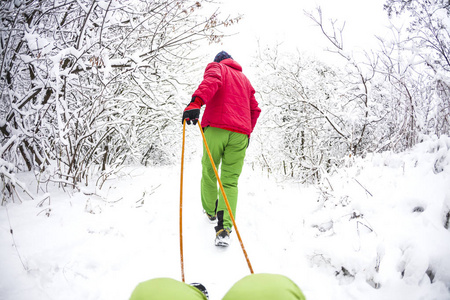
[201,0,392,67]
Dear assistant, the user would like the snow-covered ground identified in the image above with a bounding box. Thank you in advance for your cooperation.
[1,135,450,300]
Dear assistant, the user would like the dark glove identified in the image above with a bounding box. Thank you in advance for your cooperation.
[182,96,203,125]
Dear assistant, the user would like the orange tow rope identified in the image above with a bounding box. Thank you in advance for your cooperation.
[179,120,186,282]
[179,120,254,284]
[197,122,254,274]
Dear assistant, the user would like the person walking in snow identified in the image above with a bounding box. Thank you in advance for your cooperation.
[182,51,261,247]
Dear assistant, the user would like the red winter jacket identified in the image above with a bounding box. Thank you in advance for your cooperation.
[192,59,261,136]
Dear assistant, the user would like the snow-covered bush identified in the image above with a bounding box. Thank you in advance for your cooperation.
[382,0,450,144]
[249,4,449,183]
[252,48,350,183]
[0,0,239,197]
[305,134,450,292]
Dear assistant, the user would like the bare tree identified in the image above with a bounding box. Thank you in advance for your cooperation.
[305,7,379,156]
[253,46,349,183]
[251,3,450,183]
[0,0,240,199]
[384,0,450,137]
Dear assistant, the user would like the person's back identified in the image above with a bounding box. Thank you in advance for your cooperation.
[195,57,258,136]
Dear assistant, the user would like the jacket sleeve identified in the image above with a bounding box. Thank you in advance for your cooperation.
[249,88,261,132]
[192,62,223,104]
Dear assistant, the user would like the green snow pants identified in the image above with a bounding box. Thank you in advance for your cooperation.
[222,273,306,300]
[201,127,248,231]
[129,278,207,300]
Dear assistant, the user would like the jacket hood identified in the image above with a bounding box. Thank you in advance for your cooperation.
[220,58,242,72]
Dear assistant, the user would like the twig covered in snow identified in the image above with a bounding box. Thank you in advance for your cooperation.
[5,206,28,271]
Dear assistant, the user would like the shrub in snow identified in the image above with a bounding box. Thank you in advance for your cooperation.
[0,0,240,198]
[304,135,450,291]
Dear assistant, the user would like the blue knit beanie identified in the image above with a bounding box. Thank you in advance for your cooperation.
[214,51,232,63]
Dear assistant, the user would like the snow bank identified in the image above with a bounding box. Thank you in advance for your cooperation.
[302,135,450,299]
[0,136,449,299]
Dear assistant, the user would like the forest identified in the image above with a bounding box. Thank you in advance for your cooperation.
[0,0,449,202]
[1,1,450,299]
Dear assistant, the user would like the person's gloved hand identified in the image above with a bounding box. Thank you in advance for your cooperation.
[182,96,203,125]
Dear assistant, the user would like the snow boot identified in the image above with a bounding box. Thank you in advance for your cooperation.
[190,283,209,299]
[205,212,217,224]
[215,228,230,247]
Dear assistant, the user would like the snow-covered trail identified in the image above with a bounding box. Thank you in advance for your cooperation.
[0,161,315,300]
[126,160,318,299]
[1,135,450,300]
